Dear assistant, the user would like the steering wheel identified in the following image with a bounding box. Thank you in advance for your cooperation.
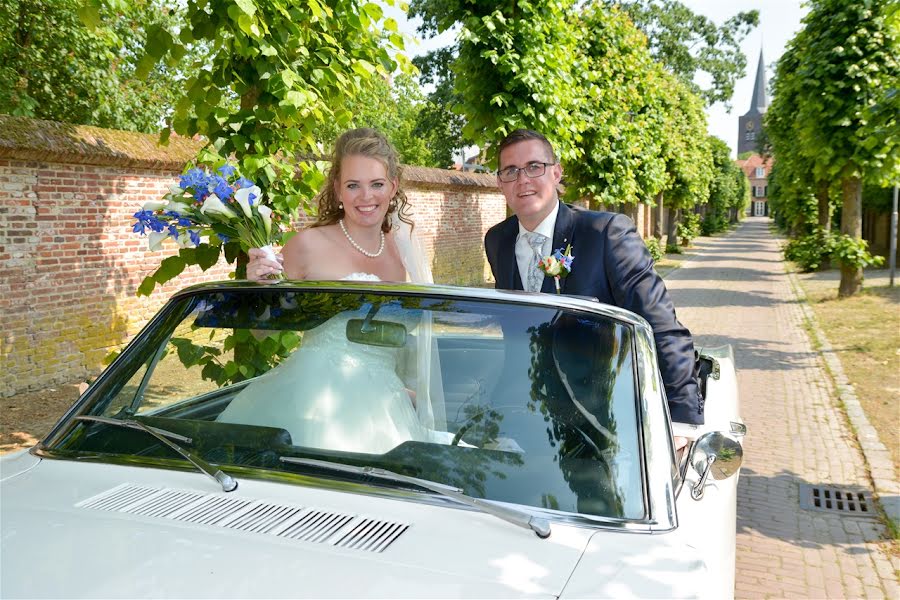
[450,404,607,462]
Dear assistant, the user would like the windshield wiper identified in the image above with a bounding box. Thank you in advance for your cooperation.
[279,456,551,538]
[75,415,238,493]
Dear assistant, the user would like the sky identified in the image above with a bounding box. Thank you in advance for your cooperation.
[392,1,809,159]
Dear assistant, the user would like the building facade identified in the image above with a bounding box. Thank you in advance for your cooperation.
[736,49,771,216]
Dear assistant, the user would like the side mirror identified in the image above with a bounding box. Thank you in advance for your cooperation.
[690,432,744,500]
[346,319,407,348]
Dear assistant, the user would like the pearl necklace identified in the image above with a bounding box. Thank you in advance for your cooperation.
[339,219,385,258]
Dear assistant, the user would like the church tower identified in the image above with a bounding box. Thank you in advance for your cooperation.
[737,49,768,155]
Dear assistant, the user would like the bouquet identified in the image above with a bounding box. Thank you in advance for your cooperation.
[537,244,574,294]
[132,164,283,277]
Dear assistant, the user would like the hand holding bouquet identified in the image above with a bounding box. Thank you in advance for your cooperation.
[132,164,284,278]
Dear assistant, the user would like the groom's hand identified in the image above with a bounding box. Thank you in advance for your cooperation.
[247,247,284,281]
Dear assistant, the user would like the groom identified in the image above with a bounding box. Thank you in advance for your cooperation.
[484,129,703,425]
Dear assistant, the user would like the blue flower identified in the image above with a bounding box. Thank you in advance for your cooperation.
[132,209,166,235]
[189,230,201,246]
[179,168,208,191]
[212,176,233,200]
[235,177,254,189]
[217,165,237,178]
[217,233,230,243]
[167,223,179,239]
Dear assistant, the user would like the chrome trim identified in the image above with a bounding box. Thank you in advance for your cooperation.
[633,325,679,531]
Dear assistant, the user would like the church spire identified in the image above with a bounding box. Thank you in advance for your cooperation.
[749,48,768,114]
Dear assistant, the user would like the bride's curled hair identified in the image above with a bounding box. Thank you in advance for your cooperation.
[313,128,413,233]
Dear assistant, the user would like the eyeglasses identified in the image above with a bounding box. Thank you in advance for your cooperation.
[497,161,556,183]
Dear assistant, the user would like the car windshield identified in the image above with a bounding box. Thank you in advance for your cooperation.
[51,288,645,521]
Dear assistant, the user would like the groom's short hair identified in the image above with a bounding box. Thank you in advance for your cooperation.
[497,129,557,164]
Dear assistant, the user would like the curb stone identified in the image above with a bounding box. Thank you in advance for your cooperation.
[786,267,900,532]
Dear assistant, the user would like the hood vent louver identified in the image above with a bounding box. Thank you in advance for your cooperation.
[77,484,408,553]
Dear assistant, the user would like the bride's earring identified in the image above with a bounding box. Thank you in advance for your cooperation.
[338,202,343,210]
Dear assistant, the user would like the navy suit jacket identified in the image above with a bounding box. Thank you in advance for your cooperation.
[484,201,704,425]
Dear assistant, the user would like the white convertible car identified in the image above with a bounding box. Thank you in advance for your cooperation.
[1,282,745,598]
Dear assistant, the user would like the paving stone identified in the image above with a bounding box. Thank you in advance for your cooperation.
[663,219,897,599]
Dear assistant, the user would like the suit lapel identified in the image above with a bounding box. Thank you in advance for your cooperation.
[497,217,522,290]
[546,201,577,294]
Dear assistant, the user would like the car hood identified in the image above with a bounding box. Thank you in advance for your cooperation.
[2,457,598,599]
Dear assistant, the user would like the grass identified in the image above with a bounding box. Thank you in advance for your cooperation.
[794,268,900,484]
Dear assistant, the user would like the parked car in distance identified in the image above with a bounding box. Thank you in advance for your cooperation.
[1,281,745,599]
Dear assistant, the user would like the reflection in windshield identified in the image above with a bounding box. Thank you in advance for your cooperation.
[52,289,644,522]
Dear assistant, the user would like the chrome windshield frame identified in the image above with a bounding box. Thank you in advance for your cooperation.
[36,280,680,533]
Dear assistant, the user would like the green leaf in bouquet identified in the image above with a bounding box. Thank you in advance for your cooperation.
[195,243,222,270]
[154,256,186,283]
[224,241,242,264]
[137,276,156,297]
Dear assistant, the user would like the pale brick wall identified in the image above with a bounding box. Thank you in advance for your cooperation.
[0,116,505,396]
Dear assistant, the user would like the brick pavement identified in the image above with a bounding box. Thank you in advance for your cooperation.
[663,217,899,599]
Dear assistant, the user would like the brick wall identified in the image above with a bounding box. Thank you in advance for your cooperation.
[0,116,505,396]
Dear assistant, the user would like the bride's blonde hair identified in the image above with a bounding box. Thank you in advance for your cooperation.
[313,128,413,233]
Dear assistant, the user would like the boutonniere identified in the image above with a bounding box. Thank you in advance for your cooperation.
[537,244,574,294]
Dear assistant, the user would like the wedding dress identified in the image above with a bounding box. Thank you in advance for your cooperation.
[217,217,445,454]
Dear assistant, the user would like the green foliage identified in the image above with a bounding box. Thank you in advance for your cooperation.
[0,0,191,132]
[616,0,759,108]
[314,72,439,167]
[703,136,747,234]
[659,76,715,210]
[644,236,663,262]
[133,0,407,216]
[170,329,298,387]
[784,229,884,272]
[111,0,407,284]
[412,46,466,168]
[676,212,701,246]
[784,230,835,271]
[563,5,668,206]
[412,0,589,164]
[768,0,899,295]
[831,234,885,270]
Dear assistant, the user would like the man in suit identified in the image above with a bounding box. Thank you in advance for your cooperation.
[484,129,703,425]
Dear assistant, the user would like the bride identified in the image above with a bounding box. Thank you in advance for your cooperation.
[217,128,441,454]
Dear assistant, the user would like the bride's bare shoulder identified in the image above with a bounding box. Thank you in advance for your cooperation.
[284,226,336,252]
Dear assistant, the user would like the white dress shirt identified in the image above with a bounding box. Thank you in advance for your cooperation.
[515,202,559,289]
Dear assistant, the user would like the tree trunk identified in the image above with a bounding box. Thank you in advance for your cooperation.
[666,207,679,250]
[838,176,863,298]
[653,192,664,240]
[816,180,831,231]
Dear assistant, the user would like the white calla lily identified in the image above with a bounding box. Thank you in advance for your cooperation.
[142,200,168,212]
[169,184,184,195]
[200,193,237,219]
[257,204,273,236]
[165,199,192,215]
[234,185,262,218]
[147,231,168,251]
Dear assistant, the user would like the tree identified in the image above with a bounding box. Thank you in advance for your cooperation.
[703,136,747,234]
[408,0,589,164]
[563,4,668,209]
[615,0,759,107]
[413,46,466,168]
[657,74,714,248]
[0,0,190,132]
[315,71,438,167]
[776,0,899,296]
[128,0,407,290]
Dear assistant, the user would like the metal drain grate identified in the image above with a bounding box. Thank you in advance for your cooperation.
[799,484,876,517]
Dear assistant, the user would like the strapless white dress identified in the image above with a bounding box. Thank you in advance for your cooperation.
[216,273,428,454]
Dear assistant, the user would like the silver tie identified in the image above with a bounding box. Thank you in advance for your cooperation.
[523,232,547,292]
